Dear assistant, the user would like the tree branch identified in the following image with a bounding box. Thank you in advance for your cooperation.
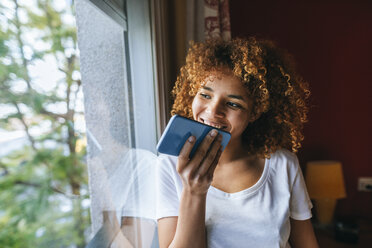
[11,100,36,150]
[13,0,32,90]
[39,108,68,120]
[13,180,88,199]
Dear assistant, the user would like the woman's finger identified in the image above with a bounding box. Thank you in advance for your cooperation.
[190,129,219,166]
[177,135,196,172]
[197,134,222,176]
[206,146,222,179]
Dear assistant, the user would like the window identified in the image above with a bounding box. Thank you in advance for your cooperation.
[75,0,163,246]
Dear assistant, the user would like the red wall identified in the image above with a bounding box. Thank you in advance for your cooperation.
[230,0,372,219]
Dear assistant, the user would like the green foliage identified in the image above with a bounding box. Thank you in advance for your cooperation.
[0,0,90,247]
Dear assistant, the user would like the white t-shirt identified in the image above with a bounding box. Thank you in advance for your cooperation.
[156,149,313,248]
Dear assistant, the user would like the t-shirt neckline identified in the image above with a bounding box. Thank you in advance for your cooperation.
[209,157,270,199]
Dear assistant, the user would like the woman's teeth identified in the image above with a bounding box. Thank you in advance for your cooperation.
[201,119,226,129]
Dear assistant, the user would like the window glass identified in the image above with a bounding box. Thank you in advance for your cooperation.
[75,0,158,247]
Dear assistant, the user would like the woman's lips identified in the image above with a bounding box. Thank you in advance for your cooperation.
[200,118,228,130]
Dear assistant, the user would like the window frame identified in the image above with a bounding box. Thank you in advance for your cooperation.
[88,0,127,30]
[88,0,168,152]
[78,0,167,246]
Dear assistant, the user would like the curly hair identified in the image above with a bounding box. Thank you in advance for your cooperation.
[171,37,310,158]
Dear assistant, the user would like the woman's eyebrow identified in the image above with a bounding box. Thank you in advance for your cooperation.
[227,94,245,100]
[202,86,213,92]
[202,86,245,101]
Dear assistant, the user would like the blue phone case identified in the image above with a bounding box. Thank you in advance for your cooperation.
[156,115,231,157]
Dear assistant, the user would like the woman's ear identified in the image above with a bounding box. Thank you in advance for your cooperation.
[248,111,261,123]
[248,115,258,123]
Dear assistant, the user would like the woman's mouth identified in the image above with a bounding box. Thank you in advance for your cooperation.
[200,118,228,130]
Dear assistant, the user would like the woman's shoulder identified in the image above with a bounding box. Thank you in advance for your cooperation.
[268,148,300,172]
[266,149,303,189]
[270,148,298,162]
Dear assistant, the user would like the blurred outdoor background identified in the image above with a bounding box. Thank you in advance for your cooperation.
[0,0,91,247]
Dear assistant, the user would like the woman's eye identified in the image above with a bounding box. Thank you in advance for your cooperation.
[227,102,242,109]
[200,93,211,99]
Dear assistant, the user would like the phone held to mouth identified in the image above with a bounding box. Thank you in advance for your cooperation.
[156,115,231,158]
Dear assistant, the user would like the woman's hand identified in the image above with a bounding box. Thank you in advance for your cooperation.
[158,129,222,248]
[176,129,222,195]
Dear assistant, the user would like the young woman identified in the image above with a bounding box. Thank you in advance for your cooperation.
[156,37,319,248]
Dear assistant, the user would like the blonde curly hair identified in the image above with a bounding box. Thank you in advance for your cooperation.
[171,37,310,158]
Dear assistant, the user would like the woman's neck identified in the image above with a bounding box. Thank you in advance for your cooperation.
[218,138,263,167]
[212,139,266,193]
[219,138,247,163]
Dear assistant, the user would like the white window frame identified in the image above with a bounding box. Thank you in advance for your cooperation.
[88,0,167,152]
[77,0,169,246]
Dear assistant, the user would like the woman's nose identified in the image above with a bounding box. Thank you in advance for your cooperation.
[206,100,224,118]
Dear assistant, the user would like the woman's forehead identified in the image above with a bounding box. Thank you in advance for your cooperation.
[202,71,245,90]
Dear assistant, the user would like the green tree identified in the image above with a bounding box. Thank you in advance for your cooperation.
[0,0,89,247]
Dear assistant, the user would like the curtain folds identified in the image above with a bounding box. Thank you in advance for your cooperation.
[204,0,231,41]
[186,0,231,43]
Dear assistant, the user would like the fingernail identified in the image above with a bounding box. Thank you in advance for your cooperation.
[188,136,195,142]
[209,129,218,137]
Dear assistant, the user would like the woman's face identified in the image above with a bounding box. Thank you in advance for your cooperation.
[192,71,252,143]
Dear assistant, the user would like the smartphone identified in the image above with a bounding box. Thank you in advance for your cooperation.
[156,115,231,158]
